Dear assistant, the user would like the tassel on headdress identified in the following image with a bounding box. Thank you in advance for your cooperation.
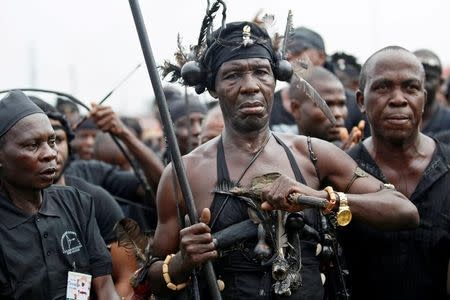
[160,0,227,90]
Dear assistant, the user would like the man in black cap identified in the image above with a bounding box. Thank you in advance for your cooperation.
[286,26,327,66]
[269,26,327,134]
[71,117,99,160]
[168,94,208,157]
[413,49,450,136]
[0,91,120,299]
[147,21,418,299]
[154,93,208,167]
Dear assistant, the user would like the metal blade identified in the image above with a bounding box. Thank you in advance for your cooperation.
[292,64,337,125]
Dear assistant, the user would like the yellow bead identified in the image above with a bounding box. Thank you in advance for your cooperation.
[162,253,189,291]
[217,279,225,291]
[163,254,172,264]
[163,272,171,283]
[167,282,177,290]
[162,264,169,274]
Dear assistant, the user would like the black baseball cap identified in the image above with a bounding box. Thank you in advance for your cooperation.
[287,26,325,54]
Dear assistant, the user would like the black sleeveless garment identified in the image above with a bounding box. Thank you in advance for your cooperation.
[200,134,324,300]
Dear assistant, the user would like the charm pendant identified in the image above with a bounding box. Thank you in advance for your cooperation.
[242,25,254,47]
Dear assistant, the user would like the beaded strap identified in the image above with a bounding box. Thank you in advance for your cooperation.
[162,254,188,291]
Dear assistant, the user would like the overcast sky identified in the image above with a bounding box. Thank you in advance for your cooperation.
[1,0,448,116]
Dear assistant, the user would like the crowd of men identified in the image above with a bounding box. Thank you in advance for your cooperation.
[0,6,449,300]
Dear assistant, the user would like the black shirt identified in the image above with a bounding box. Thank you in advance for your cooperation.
[65,159,141,201]
[0,185,112,300]
[65,160,156,231]
[422,104,450,136]
[434,129,450,144]
[269,90,298,134]
[65,175,124,244]
[344,90,371,138]
[342,142,450,300]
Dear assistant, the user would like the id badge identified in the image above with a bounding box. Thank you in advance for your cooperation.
[66,271,92,300]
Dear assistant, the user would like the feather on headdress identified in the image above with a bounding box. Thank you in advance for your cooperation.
[160,0,227,86]
[114,218,154,264]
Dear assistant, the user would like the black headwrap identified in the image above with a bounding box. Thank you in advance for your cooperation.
[169,97,208,122]
[0,90,44,138]
[75,117,98,131]
[202,21,277,91]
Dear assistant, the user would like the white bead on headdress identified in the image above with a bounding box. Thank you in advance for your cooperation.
[242,25,254,47]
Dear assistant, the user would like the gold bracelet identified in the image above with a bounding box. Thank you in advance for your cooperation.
[162,254,188,291]
[336,192,352,226]
[323,186,337,214]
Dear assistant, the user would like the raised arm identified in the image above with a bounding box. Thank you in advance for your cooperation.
[89,104,164,192]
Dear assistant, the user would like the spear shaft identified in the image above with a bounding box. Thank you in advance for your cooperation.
[128,1,222,299]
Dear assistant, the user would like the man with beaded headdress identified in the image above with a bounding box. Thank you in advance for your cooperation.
[147,6,419,299]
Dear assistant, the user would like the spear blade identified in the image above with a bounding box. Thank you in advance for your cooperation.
[292,63,337,125]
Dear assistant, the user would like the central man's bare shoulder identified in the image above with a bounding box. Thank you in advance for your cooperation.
[273,132,311,156]
[181,136,220,176]
[272,132,357,184]
[183,136,218,160]
[277,132,346,156]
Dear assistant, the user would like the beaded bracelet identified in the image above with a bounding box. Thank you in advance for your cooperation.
[162,254,188,291]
